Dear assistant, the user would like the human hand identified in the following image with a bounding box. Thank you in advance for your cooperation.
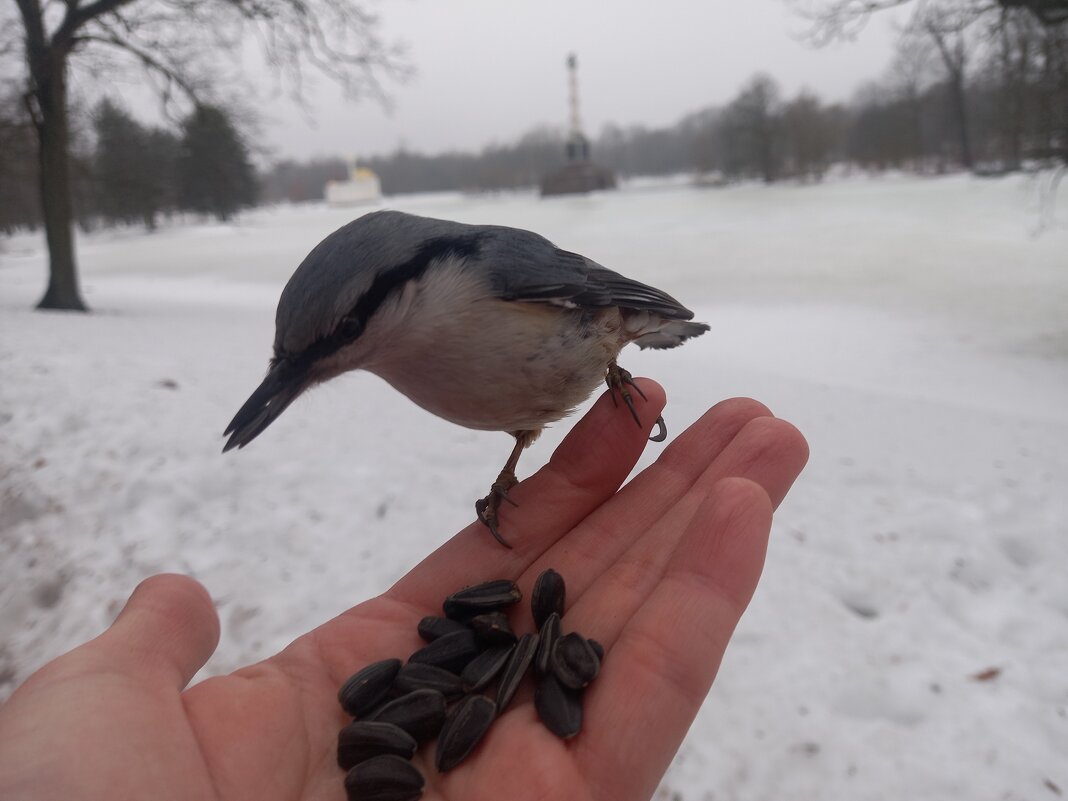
[0,385,808,801]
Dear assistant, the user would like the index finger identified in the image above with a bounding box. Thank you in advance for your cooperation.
[385,381,667,609]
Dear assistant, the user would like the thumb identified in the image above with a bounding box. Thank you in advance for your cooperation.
[94,573,221,690]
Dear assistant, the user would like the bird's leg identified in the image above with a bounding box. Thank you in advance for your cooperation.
[606,360,668,442]
[475,431,536,548]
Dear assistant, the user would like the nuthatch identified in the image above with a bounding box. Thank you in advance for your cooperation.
[223,210,708,546]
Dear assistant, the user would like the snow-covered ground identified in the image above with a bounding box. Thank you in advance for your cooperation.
[2,174,1066,799]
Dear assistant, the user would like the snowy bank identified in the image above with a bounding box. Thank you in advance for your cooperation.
[2,174,1066,800]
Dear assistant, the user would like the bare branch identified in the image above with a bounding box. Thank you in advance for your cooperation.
[233,0,412,103]
[53,0,139,46]
[792,0,914,45]
[795,0,1066,47]
[71,31,201,102]
[1002,0,1068,24]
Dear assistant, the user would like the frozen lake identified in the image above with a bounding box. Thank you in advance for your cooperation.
[2,173,1067,799]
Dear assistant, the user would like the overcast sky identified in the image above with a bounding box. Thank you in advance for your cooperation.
[135,0,908,161]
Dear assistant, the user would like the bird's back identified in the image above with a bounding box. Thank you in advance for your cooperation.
[274,210,700,364]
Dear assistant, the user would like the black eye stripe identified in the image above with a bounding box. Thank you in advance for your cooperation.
[275,234,484,370]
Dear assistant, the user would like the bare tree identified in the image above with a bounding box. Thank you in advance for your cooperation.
[797,0,1067,170]
[914,5,977,167]
[0,90,40,233]
[719,74,783,183]
[988,7,1040,167]
[9,0,407,311]
[795,0,1068,44]
[781,91,840,179]
[887,31,939,167]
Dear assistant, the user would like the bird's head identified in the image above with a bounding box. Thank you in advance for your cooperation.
[223,210,483,452]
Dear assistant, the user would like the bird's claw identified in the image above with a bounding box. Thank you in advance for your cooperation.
[475,470,519,548]
[606,363,647,429]
[649,415,667,443]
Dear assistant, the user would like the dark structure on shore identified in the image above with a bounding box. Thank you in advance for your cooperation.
[540,54,616,197]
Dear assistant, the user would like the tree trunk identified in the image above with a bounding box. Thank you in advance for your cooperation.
[947,68,975,170]
[32,48,87,311]
[926,22,975,171]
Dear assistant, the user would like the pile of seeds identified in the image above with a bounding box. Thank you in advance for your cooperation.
[336,569,602,801]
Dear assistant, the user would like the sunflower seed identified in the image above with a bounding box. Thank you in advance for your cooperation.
[392,663,465,700]
[535,612,560,674]
[550,632,600,689]
[416,615,469,642]
[588,638,605,661]
[461,644,515,692]
[469,611,517,645]
[530,569,566,628]
[337,721,417,770]
[344,754,425,801]
[495,631,539,711]
[366,688,447,741]
[408,629,481,673]
[535,674,583,739]
[443,579,521,619]
[338,658,402,717]
[435,694,497,772]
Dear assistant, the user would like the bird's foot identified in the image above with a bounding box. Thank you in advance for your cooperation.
[605,362,647,428]
[475,469,519,548]
[606,363,668,442]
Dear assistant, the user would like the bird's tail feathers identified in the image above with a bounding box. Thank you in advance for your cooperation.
[633,320,711,350]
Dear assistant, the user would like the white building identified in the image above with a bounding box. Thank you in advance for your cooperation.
[326,166,382,207]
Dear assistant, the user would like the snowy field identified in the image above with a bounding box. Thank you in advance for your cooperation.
[2,174,1067,800]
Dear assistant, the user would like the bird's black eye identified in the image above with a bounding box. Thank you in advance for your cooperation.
[336,315,364,342]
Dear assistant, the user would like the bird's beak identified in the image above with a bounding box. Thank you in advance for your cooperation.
[222,362,305,452]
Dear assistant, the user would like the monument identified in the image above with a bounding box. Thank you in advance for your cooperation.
[540,54,617,197]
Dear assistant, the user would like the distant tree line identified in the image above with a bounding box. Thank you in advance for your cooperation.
[0,99,256,234]
[2,4,1064,233]
[262,7,1065,200]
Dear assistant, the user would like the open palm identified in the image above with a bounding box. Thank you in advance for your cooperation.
[0,385,807,801]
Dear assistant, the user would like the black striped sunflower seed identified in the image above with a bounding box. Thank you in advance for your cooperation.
[443,579,521,619]
[535,674,583,739]
[366,688,447,741]
[408,629,481,673]
[461,644,515,692]
[338,658,402,717]
[535,612,560,674]
[550,632,600,689]
[530,569,566,628]
[435,694,498,772]
[469,611,517,645]
[344,753,425,801]
[392,663,465,700]
[416,615,469,642]
[337,720,417,770]
[495,631,539,711]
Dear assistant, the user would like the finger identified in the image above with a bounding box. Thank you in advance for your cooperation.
[576,478,773,799]
[386,380,667,609]
[93,573,220,690]
[522,412,807,636]
[527,395,773,578]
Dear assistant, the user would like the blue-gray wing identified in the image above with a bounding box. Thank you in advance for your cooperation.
[477,227,696,321]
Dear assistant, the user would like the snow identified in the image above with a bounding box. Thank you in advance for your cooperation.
[2,173,1067,799]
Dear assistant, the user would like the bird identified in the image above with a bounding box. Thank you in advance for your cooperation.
[223,210,709,547]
